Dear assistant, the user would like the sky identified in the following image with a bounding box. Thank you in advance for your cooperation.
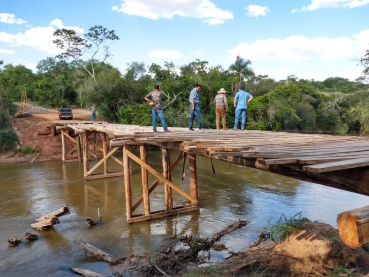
[1,0,369,81]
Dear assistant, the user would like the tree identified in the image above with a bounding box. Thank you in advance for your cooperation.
[228,55,254,92]
[360,45,369,79]
[53,25,119,88]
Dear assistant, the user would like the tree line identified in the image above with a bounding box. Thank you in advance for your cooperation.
[1,25,369,152]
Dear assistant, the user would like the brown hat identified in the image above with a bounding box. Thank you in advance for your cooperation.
[218,88,226,93]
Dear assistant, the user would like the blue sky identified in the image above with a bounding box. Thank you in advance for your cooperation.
[1,0,369,81]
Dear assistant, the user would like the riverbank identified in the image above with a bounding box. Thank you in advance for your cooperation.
[0,106,91,163]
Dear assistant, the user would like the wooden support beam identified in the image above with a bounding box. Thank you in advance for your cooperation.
[61,130,66,162]
[102,133,108,175]
[77,135,82,162]
[84,147,119,178]
[189,154,198,202]
[162,148,173,211]
[140,145,150,216]
[337,205,369,247]
[125,150,198,204]
[51,126,56,137]
[131,152,185,213]
[123,146,132,220]
[83,132,89,176]
[128,205,199,223]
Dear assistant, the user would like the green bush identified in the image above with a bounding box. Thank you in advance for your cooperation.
[0,129,19,153]
[15,145,40,154]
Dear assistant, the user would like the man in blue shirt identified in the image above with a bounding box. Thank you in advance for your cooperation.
[188,84,205,130]
[233,85,253,130]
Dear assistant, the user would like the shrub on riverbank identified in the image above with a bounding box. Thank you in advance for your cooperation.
[0,129,18,153]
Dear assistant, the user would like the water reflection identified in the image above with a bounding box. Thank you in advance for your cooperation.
[0,151,368,276]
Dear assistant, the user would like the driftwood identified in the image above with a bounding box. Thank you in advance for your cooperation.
[73,240,120,264]
[8,238,22,247]
[24,232,38,240]
[210,220,247,244]
[36,207,70,222]
[337,205,369,247]
[70,267,112,277]
[31,216,60,230]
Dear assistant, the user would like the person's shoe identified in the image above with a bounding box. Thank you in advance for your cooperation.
[223,128,227,130]
[199,127,206,130]
[232,127,238,130]
[153,129,157,132]
[164,129,170,132]
[189,128,194,131]
[241,128,245,130]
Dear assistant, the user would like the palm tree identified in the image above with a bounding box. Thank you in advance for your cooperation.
[229,55,254,93]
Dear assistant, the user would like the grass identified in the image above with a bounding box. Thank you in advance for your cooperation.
[268,212,307,242]
[332,261,355,277]
[15,145,40,154]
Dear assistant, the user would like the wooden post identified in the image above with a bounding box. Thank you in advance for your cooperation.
[162,148,173,211]
[51,126,56,137]
[189,154,198,202]
[77,135,83,163]
[61,130,66,162]
[123,146,132,220]
[140,145,150,216]
[102,133,108,175]
[94,133,97,156]
[337,205,369,247]
[83,132,89,176]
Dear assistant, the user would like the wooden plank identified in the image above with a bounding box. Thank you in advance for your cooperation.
[85,172,124,181]
[303,158,369,173]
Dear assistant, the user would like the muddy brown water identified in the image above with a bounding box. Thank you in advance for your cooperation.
[0,150,368,276]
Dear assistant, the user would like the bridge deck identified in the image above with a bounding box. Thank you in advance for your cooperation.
[56,122,369,196]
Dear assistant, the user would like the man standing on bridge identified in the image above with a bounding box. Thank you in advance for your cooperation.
[189,84,205,131]
[233,85,253,130]
[145,85,170,132]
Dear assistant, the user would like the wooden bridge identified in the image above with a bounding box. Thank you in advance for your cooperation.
[49,121,369,246]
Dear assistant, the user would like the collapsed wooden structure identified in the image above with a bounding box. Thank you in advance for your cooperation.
[48,121,369,243]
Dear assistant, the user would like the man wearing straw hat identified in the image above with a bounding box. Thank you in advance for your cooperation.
[214,88,229,130]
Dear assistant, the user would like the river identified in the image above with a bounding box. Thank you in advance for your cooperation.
[0,150,368,276]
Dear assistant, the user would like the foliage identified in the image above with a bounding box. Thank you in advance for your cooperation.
[268,212,307,242]
[229,55,254,90]
[14,145,40,154]
[0,129,19,153]
[116,103,152,126]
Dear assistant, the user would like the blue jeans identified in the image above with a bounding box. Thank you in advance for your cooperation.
[152,109,167,130]
[234,109,246,129]
[189,104,203,129]
[91,112,96,121]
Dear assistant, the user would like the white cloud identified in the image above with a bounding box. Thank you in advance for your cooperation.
[112,0,233,25]
[246,5,269,17]
[0,13,26,24]
[0,19,84,55]
[292,0,369,12]
[0,48,15,54]
[148,50,182,59]
[227,31,369,62]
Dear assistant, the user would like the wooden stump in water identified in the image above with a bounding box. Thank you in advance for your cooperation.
[8,238,21,247]
[337,205,369,247]
[24,232,38,240]
[87,217,97,226]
